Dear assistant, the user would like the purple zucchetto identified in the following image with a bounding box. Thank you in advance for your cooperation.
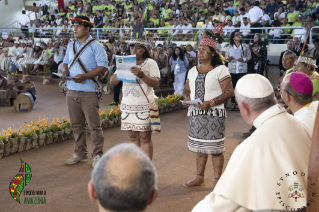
[290,72,313,95]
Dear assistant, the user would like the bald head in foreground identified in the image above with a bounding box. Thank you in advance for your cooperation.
[192,74,310,212]
[88,143,158,212]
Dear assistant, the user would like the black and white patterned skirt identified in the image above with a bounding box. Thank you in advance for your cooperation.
[188,115,225,154]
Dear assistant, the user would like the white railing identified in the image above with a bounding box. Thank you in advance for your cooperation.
[0,26,307,43]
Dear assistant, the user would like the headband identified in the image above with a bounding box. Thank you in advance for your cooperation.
[297,56,318,68]
[200,38,217,50]
[69,18,95,28]
[129,39,146,47]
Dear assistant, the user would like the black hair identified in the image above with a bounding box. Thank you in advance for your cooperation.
[254,1,260,6]
[104,44,111,53]
[298,4,303,9]
[142,46,151,59]
[209,46,223,67]
[9,40,14,44]
[33,3,36,6]
[33,46,43,54]
[22,10,26,14]
[240,7,245,12]
[74,15,93,29]
[172,47,185,61]
[314,38,319,44]
[230,31,241,46]
[225,11,231,16]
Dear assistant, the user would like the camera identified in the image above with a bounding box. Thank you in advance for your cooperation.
[253,38,269,76]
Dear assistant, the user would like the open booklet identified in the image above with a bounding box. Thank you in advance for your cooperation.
[116,55,137,82]
[52,73,74,80]
[181,99,203,105]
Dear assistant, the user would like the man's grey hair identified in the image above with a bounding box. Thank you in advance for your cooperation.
[283,50,297,60]
[235,88,277,112]
[91,143,157,212]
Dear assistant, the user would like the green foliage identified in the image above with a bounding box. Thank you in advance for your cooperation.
[0,135,7,144]
[100,112,107,120]
[22,131,33,139]
[45,132,53,140]
[34,128,44,135]
[9,132,19,139]
[60,122,70,130]
[49,124,58,133]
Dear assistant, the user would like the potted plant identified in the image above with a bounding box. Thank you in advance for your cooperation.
[0,134,5,159]
[43,126,54,145]
[106,107,116,127]
[100,109,107,130]
[8,131,19,154]
[55,118,65,142]
[158,96,166,114]
[60,120,71,140]
[1,132,10,157]
[34,126,45,147]
[114,106,122,126]
[43,68,50,85]
[49,123,59,143]
[20,125,33,150]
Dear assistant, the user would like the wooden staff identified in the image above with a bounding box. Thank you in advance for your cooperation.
[307,106,319,212]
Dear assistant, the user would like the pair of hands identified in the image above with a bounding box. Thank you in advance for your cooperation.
[182,98,211,110]
[228,56,244,62]
[62,70,87,83]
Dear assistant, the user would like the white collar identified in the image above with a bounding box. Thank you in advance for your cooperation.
[253,104,281,124]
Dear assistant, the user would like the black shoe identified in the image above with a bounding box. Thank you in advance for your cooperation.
[109,102,119,106]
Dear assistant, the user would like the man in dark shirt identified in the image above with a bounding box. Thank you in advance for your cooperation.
[94,11,103,39]
[265,0,279,20]
[313,38,319,72]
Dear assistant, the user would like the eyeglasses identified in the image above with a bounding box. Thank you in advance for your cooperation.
[277,86,292,96]
[234,34,241,37]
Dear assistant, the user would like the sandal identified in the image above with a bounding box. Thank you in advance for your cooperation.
[229,103,235,111]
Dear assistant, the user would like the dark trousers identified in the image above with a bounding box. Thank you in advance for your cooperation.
[42,5,48,15]
[21,26,29,36]
[113,81,123,103]
[251,23,262,36]
[230,73,246,104]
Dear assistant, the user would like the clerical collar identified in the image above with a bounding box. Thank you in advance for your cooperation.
[253,104,281,125]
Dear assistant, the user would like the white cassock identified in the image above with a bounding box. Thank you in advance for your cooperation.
[16,47,34,72]
[294,101,319,138]
[0,47,17,70]
[0,47,9,66]
[192,105,310,212]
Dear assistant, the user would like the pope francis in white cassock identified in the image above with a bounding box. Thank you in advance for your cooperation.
[192,74,311,212]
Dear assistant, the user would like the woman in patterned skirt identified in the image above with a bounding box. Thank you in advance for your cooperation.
[110,40,160,160]
[182,34,234,188]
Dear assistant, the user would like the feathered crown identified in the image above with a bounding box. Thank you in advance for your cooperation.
[130,0,148,46]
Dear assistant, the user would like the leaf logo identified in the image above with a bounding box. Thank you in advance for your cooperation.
[9,159,32,204]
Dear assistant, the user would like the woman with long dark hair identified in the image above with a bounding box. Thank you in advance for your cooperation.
[182,33,234,188]
[110,41,160,160]
[24,43,42,66]
[225,30,251,110]
[170,46,189,94]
